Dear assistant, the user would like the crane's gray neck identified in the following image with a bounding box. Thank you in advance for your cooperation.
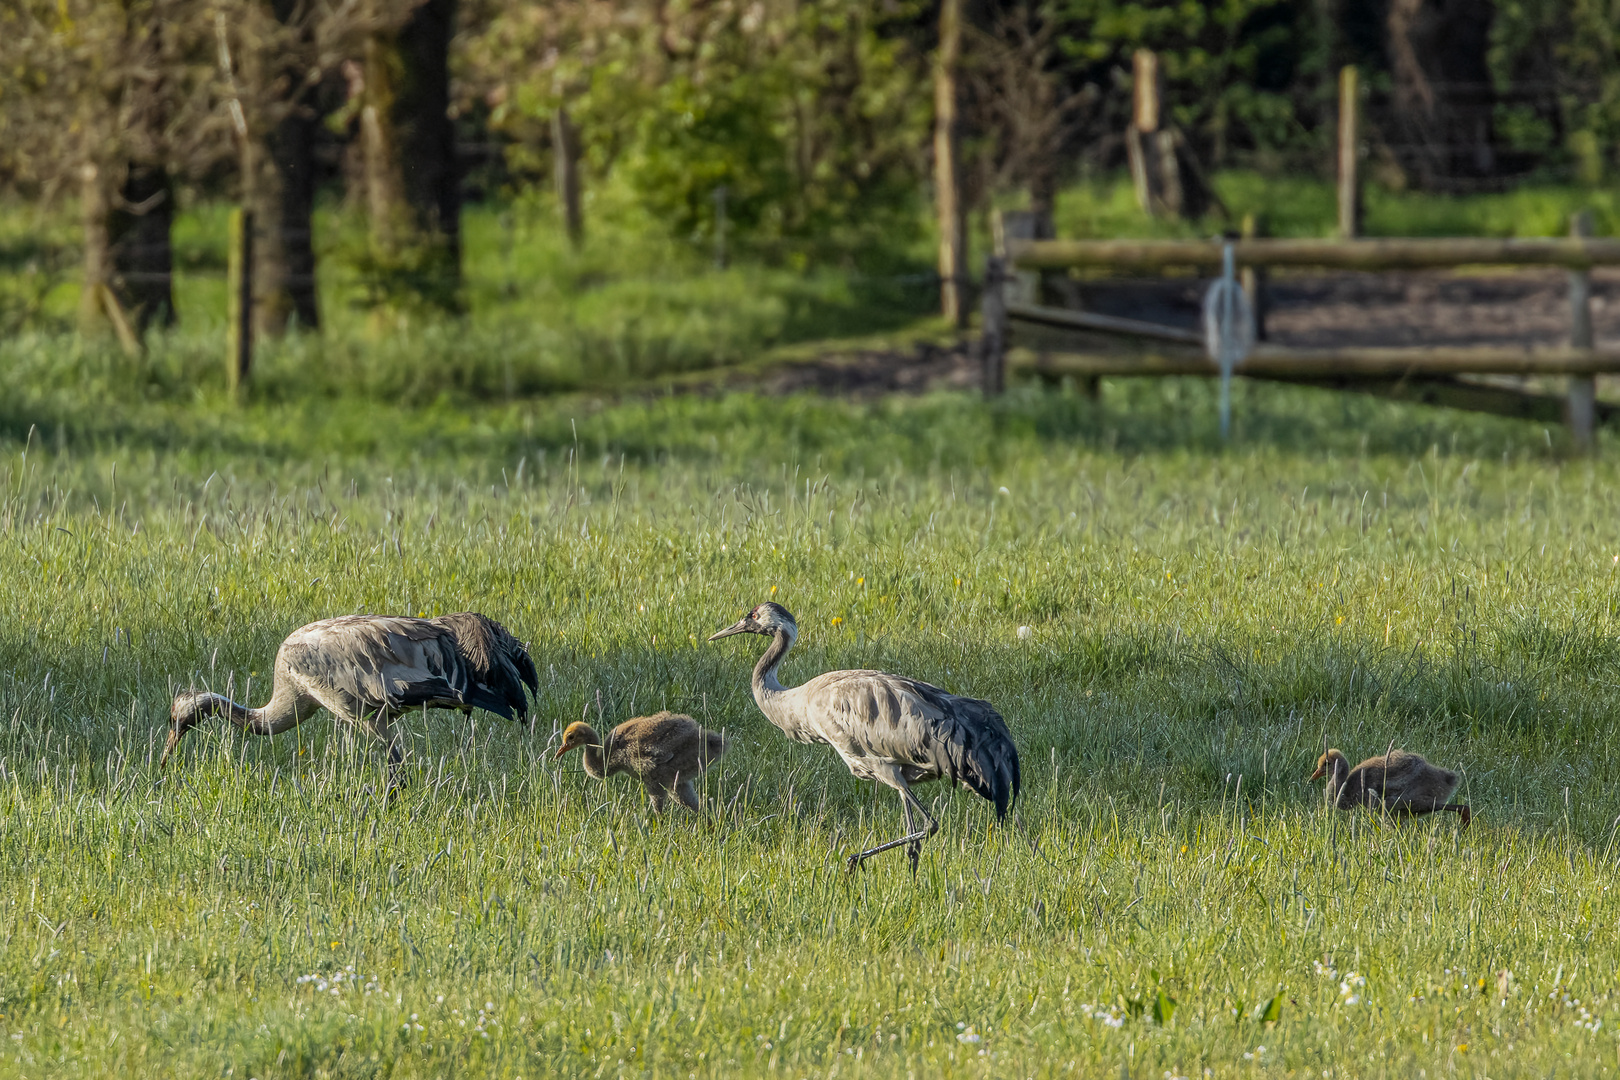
[192,693,268,731]
[752,627,796,701]
[187,684,301,735]
[164,680,315,767]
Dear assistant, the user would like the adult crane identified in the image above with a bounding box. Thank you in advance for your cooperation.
[162,612,538,790]
[709,602,1019,873]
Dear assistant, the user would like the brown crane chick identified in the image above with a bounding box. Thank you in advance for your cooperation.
[555,711,727,812]
[1311,748,1471,827]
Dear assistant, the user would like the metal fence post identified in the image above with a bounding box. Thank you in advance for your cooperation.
[1568,209,1595,452]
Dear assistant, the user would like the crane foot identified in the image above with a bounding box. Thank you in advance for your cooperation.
[845,828,930,874]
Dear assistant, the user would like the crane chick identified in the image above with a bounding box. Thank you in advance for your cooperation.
[555,711,727,813]
[1311,748,1471,827]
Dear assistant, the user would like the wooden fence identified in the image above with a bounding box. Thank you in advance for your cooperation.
[979,221,1620,448]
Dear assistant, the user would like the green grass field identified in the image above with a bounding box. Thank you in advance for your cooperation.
[5,374,1620,1078]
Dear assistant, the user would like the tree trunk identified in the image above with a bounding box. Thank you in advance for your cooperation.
[105,0,176,338]
[934,0,965,327]
[108,161,175,333]
[362,0,460,301]
[251,0,321,335]
[1028,168,1057,226]
[362,0,406,255]
[78,163,111,335]
[361,47,403,254]
[553,104,583,249]
[1388,0,1497,188]
[395,0,459,264]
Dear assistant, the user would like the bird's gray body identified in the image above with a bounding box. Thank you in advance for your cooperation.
[754,666,1020,816]
[164,613,538,786]
[274,612,537,723]
[710,602,1019,870]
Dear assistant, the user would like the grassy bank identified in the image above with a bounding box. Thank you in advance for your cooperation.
[3,382,1620,1076]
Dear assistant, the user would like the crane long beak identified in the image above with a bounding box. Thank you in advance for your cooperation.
[1308,764,1325,781]
[707,619,752,641]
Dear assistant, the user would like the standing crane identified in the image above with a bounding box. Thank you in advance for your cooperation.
[709,602,1020,873]
[161,612,538,791]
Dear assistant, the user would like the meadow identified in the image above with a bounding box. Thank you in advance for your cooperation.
[5,174,1620,1078]
[4,369,1620,1079]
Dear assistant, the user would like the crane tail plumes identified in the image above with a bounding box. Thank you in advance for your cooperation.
[897,681,1020,818]
[944,697,1021,818]
[429,612,538,722]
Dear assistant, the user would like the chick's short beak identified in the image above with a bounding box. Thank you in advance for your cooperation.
[159,728,181,769]
[707,618,754,641]
[553,743,570,759]
[1308,764,1325,781]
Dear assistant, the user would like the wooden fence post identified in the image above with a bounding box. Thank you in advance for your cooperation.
[1337,66,1361,240]
[1568,209,1596,451]
[227,207,255,395]
[992,210,1045,305]
[1127,50,1165,217]
[980,256,1007,397]
[1241,213,1268,340]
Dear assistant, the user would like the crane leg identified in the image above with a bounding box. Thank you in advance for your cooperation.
[358,707,406,798]
[846,780,937,874]
[308,690,406,799]
[903,802,923,877]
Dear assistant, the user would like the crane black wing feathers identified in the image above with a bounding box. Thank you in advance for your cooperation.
[897,678,1022,819]
[429,613,538,722]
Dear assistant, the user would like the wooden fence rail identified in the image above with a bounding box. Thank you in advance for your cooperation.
[984,217,1616,448]
[1007,237,1620,272]
[1016,343,1620,378]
